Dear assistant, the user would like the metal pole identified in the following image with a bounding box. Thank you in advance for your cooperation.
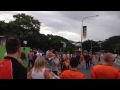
[80,15,99,55]
[81,20,83,55]
[91,41,92,53]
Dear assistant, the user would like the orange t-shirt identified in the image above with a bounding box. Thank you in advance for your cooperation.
[0,59,13,79]
[80,55,84,61]
[60,70,85,79]
[90,65,120,79]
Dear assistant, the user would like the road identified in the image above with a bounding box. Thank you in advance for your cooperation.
[78,55,120,79]
[43,55,120,79]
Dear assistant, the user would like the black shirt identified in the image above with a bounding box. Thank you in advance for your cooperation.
[4,56,27,79]
[76,55,80,62]
[84,54,90,61]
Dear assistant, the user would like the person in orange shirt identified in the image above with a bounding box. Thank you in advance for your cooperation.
[90,53,120,79]
[80,54,84,61]
[60,57,85,79]
[80,54,84,67]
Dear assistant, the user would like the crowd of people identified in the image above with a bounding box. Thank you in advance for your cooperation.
[0,37,120,79]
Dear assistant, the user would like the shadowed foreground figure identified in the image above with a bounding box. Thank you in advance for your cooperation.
[0,37,27,79]
[84,53,90,69]
[60,57,85,79]
[90,53,120,79]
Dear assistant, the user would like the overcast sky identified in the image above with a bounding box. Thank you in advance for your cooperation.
[0,11,120,42]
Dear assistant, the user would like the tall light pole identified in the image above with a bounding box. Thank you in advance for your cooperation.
[81,15,99,55]
[61,41,66,53]
[91,40,92,53]
[98,40,102,53]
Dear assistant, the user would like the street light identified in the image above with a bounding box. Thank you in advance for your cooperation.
[81,15,99,55]
[98,41,102,52]
[61,41,66,53]
[91,40,92,53]
[23,40,27,47]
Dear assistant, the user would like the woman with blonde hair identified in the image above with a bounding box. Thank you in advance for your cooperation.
[27,56,54,79]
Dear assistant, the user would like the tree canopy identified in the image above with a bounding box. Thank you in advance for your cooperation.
[1,13,120,54]
[102,36,120,54]
[82,40,100,53]
[0,13,76,53]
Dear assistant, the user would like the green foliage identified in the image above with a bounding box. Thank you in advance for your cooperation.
[0,13,76,53]
[0,45,6,60]
[13,13,41,31]
[64,46,75,54]
[0,13,41,38]
[45,34,75,53]
[82,40,99,52]
[102,36,120,53]
[0,21,7,36]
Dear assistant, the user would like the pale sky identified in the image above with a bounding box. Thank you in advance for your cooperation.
[0,11,120,42]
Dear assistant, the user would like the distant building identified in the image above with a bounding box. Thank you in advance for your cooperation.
[73,42,82,53]
[0,35,6,46]
[72,42,81,47]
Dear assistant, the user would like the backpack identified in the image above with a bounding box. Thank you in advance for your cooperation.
[0,59,13,79]
[84,55,90,61]
[28,53,33,61]
[20,51,26,60]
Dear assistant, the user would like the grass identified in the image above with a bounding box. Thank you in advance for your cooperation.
[0,45,6,60]
[0,45,30,68]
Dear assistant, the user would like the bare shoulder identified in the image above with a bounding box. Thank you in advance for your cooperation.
[44,68,50,72]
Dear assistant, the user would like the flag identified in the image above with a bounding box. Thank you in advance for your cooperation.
[82,26,87,40]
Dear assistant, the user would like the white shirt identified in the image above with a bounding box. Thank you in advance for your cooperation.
[51,58,59,71]
[31,68,45,79]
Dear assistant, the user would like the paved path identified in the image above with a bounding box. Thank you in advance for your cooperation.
[28,55,120,79]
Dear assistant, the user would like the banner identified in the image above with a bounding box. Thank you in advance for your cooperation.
[82,26,87,40]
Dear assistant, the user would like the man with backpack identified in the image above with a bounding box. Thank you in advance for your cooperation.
[28,50,34,68]
[20,47,27,65]
[0,37,27,79]
[84,53,91,70]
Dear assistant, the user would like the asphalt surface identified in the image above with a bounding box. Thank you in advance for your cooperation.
[113,56,120,70]
[28,55,120,79]
[78,56,100,79]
